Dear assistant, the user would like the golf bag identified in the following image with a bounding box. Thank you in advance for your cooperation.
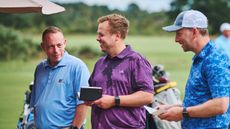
[17,82,36,129]
[146,65,182,129]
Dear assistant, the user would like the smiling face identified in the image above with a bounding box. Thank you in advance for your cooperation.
[175,28,194,52]
[41,31,66,67]
[96,21,117,54]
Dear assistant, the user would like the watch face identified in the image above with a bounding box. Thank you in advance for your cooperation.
[183,107,189,118]
[72,127,78,129]
[183,112,189,117]
[115,96,120,106]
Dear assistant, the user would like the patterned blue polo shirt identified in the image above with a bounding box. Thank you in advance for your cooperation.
[182,41,230,129]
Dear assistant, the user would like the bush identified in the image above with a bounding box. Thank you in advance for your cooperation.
[78,45,103,58]
[0,25,39,61]
[66,45,103,59]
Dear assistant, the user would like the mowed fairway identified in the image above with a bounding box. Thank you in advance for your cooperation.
[0,35,193,129]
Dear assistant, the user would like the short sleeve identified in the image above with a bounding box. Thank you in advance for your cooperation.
[204,53,230,98]
[132,58,154,93]
[74,61,90,105]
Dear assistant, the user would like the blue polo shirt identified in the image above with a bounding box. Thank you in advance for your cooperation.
[182,41,230,129]
[30,52,90,129]
[89,45,153,129]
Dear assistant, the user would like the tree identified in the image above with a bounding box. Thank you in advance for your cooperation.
[0,25,39,61]
[168,0,230,34]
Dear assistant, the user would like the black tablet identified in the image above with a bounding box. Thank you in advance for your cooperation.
[79,86,102,101]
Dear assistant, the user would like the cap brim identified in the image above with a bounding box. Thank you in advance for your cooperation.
[162,25,182,32]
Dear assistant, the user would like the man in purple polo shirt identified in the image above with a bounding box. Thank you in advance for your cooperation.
[88,14,154,129]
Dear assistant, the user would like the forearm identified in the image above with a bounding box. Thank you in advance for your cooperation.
[72,104,88,128]
[187,97,229,118]
[120,91,153,107]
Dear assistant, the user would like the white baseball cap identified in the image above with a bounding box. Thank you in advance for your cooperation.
[162,10,208,32]
[220,23,230,32]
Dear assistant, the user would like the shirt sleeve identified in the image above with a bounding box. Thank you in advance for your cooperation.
[30,65,39,108]
[74,62,90,105]
[203,53,230,98]
[132,57,154,93]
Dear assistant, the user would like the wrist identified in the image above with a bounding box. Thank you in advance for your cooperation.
[182,107,190,118]
[71,126,79,129]
[114,96,120,107]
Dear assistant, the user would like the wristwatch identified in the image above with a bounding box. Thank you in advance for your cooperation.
[71,126,78,129]
[182,107,190,118]
[115,96,120,107]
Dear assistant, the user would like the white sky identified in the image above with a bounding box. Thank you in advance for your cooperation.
[52,0,173,12]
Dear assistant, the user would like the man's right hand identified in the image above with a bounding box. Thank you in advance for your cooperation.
[84,101,94,106]
[94,95,115,109]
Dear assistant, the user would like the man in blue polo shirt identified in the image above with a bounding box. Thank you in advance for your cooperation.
[158,10,230,129]
[215,23,230,57]
[88,14,154,129]
[30,26,90,129]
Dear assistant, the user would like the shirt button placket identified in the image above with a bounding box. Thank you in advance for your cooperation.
[48,69,52,84]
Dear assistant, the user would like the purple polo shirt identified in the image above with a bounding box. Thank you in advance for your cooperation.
[89,45,153,129]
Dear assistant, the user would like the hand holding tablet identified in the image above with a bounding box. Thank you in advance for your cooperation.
[79,86,103,101]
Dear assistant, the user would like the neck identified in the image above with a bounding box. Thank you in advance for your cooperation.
[48,60,57,67]
[194,35,210,54]
[108,41,126,58]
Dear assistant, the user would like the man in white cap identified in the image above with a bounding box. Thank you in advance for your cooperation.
[215,23,230,57]
[158,10,230,129]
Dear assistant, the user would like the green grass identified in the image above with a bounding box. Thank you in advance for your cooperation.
[0,35,193,129]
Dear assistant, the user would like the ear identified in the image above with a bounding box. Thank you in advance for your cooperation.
[41,42,45,51]
[192,28,199,39]
[114,32,122,41]
[63,39,67,47]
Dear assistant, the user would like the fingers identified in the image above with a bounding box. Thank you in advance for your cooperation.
[94,99,101,105]
[158,112,168,119]
[84,101,94,106]
[84,99,101,106]
[158,112,173,121]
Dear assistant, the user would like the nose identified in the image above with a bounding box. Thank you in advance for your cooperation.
[175,35,180,43]
[175,37,178,42]
[96,35,100,42]
[53,45,58,53]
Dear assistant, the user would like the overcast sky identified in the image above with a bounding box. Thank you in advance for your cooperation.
[52,0,173,13]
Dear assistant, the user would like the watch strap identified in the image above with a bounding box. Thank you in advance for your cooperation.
[182,107,190,118]
[115,96,120,107]
[71,126,79,129]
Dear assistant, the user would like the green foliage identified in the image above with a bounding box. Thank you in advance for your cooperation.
[0,2,168,35]
[78,45,103,58]
[0,25,40,61]
[66,45,103,59]
[0,1,229,34]
[168,0,230,34]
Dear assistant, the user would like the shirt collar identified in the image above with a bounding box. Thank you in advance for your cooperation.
[105,45,132,60]
[44,51,68,68]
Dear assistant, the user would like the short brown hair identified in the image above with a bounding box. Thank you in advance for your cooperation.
[42,26,63,41]
[98,14,129,39]
[197,28,209,36]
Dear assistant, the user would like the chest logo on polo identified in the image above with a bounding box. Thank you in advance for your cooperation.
[58,79,63,83]
[119,70,124,74]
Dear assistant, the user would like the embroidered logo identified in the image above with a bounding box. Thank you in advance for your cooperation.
[58,79,63,83]
[119,70,124,74]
